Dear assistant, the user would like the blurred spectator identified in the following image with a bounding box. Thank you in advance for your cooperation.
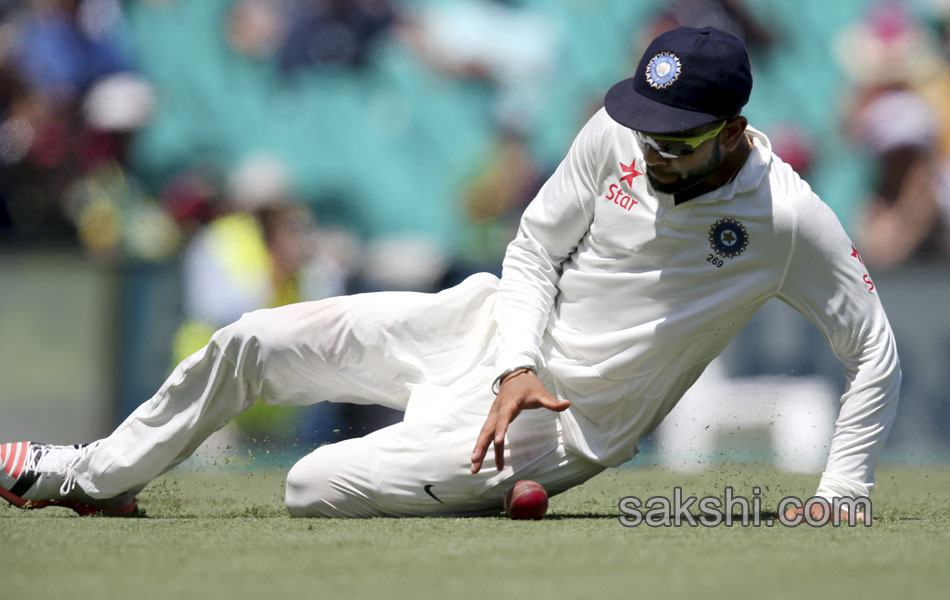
[0,43,35,229]
[919,0,950,158]
[836,1,950,268]
[63,72,181,261]
[14,0,132,106]
[0,0,168,250]
[174,154,354,349]
[226,0,289,61]
[172,154,361,443]
[158,165,224,241]
[401,0,561,131]
[355,234,446,292]
[278,0,396,74]
[443,127,545,285]
[769,121,815,178]
[645,0,775,54]
[80,71,154,166]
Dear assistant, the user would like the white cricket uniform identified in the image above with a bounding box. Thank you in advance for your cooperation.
[494,109,900,501]
[71,109,900,516]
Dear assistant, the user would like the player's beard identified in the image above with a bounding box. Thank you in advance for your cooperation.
[646,142,724,196]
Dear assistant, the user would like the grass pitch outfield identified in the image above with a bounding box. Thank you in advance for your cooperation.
[2,464,948,600]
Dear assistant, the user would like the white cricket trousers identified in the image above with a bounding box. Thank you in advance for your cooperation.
[71,273,604,517]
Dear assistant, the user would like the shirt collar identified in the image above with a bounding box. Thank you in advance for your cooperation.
[697,125,772,202]
[651,125,773,206]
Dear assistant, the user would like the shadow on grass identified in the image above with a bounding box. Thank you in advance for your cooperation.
[546,512,618,520]
[546,510,787,521]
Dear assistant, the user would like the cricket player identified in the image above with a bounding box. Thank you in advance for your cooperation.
[1,27,900,519]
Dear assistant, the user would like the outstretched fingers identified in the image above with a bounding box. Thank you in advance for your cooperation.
[471,411,496,474]
[470,373,571,474]
[492,417,510,472]
[471,402,517,473]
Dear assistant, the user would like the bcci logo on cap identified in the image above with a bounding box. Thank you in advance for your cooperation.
[645,52,681,89]
[709,218,749,258]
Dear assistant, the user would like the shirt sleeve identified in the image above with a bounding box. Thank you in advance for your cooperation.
[777,192,901,500]
[492,110,607,375]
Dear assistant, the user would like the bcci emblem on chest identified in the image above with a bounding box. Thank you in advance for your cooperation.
[709,218,749,258]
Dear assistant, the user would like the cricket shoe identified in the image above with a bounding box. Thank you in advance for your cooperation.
[0,441,139,517]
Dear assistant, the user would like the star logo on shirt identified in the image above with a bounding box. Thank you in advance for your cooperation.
[619,160,642,187]
[850,244,863,264]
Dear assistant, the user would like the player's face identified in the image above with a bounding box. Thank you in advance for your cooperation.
[638,122,728,195]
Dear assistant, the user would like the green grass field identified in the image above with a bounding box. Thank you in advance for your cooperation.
[2,464,948,600]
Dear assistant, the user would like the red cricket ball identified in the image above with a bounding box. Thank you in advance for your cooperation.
[504,479,549,520]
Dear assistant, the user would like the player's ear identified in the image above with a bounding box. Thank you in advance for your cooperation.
[720,116,748,151]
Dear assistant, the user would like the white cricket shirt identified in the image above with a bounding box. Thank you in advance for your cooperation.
[493,108,901,500]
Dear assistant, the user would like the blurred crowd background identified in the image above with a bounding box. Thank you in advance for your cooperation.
[1,0,949,467]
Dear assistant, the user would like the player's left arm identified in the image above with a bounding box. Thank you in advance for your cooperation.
[776,192,901,505]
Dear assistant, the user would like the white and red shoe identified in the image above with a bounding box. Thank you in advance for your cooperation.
[0,442,139,517]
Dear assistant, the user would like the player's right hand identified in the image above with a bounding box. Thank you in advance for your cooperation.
[470,370,571,474]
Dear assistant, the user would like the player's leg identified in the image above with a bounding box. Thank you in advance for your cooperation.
[0,442,139,516]
[284,419,604,518]
[80,272,501,497]
[284,375,605,518]
[2,273,501,513]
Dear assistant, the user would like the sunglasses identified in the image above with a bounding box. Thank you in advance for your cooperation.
[634,119,728,158]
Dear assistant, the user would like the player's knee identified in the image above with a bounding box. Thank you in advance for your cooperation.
[211,308,295,369]
[284,458,329,517]
[284,443,376,518]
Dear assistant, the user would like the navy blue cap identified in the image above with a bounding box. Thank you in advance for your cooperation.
[604,26,752,134]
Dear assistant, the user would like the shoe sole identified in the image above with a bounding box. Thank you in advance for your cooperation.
[0,484,140,517]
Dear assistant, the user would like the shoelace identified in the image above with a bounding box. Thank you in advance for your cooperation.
[23,444,86,495]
